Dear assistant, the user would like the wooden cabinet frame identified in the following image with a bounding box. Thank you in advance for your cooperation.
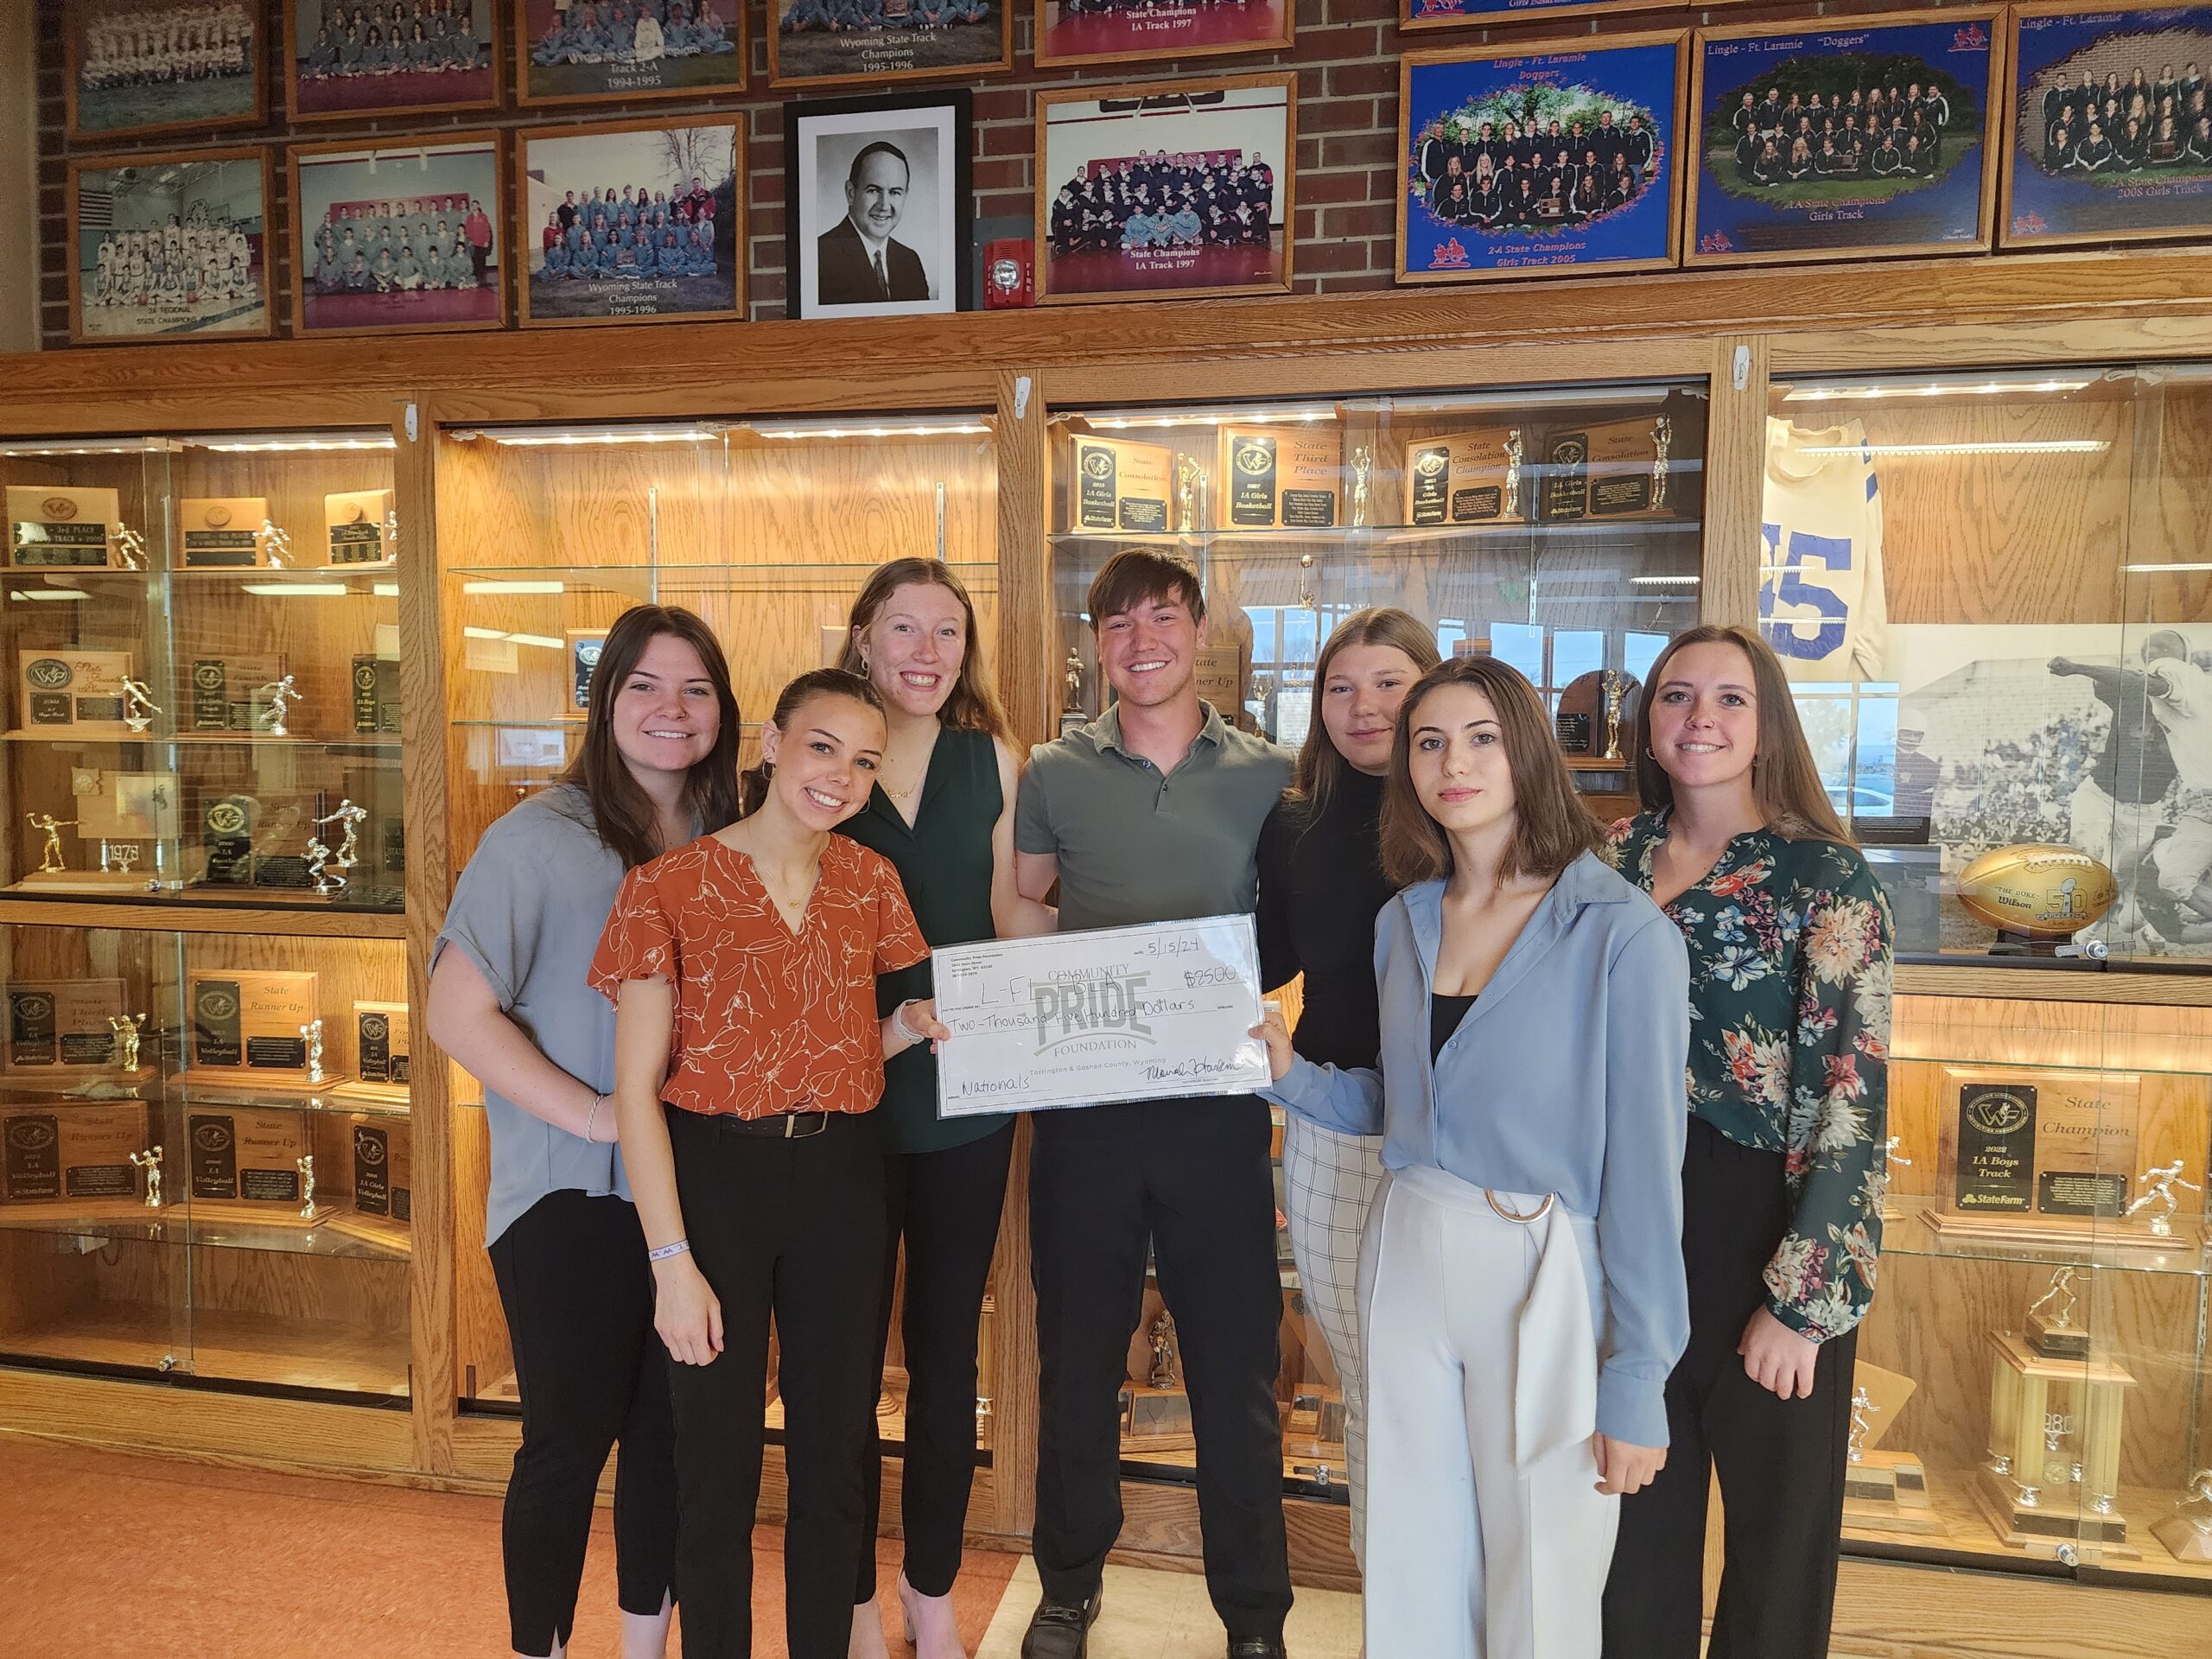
[4,241,2212,1648]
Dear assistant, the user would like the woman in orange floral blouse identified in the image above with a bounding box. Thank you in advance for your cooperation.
[592,667,950,1659]
[1600,626,1892,1659]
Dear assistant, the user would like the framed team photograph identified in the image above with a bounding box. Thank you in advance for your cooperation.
[1397,35,1687,285]
[1686,9,2004,267]
[513,0,745,106]
[2004,1,2212,247]
[518,116,744,327]
[785,89,971,320]
[1034,0,1292,73]
[290,133,507,336]
[284,0,499,123]
[65,0,264,143]
[768,0,1012,90]
[1403,0,1675,36]
[1037,73,1296,304]
[67,149,273,345]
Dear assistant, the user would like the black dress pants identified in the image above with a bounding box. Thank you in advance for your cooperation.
[857,1122,1016,1601]
[488,1189,678,1658]
[664,1107,888,1659]
[1029,1095,1294,1641]
[1602,1116,1858,1659]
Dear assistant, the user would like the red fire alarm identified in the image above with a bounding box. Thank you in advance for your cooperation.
[984,239,1034,308]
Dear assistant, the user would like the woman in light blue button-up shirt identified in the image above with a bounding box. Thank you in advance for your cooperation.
[1255,654,1689,1659]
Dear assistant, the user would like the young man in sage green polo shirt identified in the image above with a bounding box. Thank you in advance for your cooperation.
[1012,549,1294,1659]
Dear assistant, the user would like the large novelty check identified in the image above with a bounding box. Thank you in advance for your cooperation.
[933,915,1272,1118]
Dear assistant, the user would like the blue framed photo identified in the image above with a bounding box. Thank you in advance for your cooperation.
[1686,8,2002,266]
[2005,1,2212,246]
[1397,33,1688,284]
[1403,0,1675,35]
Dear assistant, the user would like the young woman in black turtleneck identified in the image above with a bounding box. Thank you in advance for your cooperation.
[1254,606,1440,1567]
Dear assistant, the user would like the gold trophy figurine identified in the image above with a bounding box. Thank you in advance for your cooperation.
[258,518,293,569]
[1847,1386,1873,1464]
[121,676,161,734]
[113,525,149,570]
[129,1145,163,1209]
[297,1154,316,1221]
[1502,429,1525,520]
[1175,456,1206,534]
[109,1012,146,1074]
[1601,671,1627,761]
[302,1017,327,1087]
[1650,414,1675,511]
[2123,1160,2202,1237]
[255,674,299,738]
[1148,1312,1178,1390]
[1349,446,1373,529]
[27,812,77,874]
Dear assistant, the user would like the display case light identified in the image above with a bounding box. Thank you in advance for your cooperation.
[1800,440,2108,458]
[1783,377,2098,402]
[507,632,565,650]
[372,582,401,598]
[0,436,176,457]
[463,426,720,447]
[1630,575,1702,586]
[8,588,92,601]
[2123,562,2212,573]
[1087,409,1334,431]
[196,435,397,453]
[752,423,992,440]
[462,626,507,640]
[242,582,349,596]
[462,579,566,595]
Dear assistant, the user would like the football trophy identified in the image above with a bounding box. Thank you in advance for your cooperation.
[1955,844,2117,956]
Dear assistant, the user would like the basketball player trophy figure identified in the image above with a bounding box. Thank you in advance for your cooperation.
[1349,447,1373,528]
[305,798,366,896]
[1502,429,1525,519]
[1175,457,1205,534]
[109,1012,146,1074]
[121,676,161,734]
[1601,671,1627,761]
[1149,1312,1178,1390]
[297,1154,316,1221]
[255,674,298,737]
[2124,1160,2202,1237]
[1650,414,1675,510]
[26,812,76,874]
[129,1145,163,1209]
[258,518,293,569]
[302,1017,327,1086]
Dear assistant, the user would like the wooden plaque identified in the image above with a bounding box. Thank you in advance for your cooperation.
[1403,427,1529,527]
[1931,1064,2154,1248]
[324,490,393,565]
[17,648,133,736]
[1067,435,1175,535]
[1540,414,1681,521]
[0,1103,146,1209]
[4,979,125,1070]
[5,486,122,568]
[183,970,321,1084]
[1216,425,1341,530]
[175,497,272,568]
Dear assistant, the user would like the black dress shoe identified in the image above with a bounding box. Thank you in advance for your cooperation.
[1020,1591,1103,1659]
[1227,1639,1288,1658]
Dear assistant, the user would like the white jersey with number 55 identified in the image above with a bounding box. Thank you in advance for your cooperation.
[1759,416,1889,683]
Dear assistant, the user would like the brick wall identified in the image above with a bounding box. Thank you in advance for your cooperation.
[34,0,1747,344]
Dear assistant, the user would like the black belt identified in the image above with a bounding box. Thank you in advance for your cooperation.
[708,1109,832,1139]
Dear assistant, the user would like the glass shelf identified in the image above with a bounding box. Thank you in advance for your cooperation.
[1045,521,1707,549]
[1880,1198,2209,1278]
[448,560,999,598]
[0,732,401,750]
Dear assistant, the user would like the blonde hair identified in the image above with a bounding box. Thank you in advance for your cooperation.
[1288,607,1443,828]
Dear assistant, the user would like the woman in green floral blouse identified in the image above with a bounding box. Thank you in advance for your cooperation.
[1599,624,1892,1659]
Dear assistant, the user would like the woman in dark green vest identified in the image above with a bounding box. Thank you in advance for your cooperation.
[836,556,1046,1659]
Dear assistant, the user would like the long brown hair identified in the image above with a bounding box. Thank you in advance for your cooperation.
[558,604,742,869]
[1288,607,1442,828]
[836,556,1009,741]
[738,668,887,817]
[1378,655,1601,888]
[1631,624,1852,843]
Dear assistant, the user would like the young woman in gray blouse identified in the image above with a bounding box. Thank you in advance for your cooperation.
[429,605,743,1659]
[1254,654,1690,1659]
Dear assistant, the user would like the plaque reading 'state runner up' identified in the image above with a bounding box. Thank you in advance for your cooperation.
[932,916,1271,1117]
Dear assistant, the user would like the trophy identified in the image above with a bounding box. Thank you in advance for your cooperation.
[1502,429,1524,520]
[2027,1266,2087,1358]
[114,526,149,570]
[1349,446,1373,528]
[1841,1364,1938,1535]
[2122,1159,2202,1237]
[108,1012,146,1075]
[1650,414,1675,511]
[1847,1387,1874,1463]
[121,677,160,734]
[1601,671,1627,762]
[255,674,299,737]
[99,841,142,880]
[1174,456,1206,534]
[305,799,367,897]
[1148,1311,1178,1390]
[302,1018,327,1087]
[1982,1311,2139,1553]
[202,795,255,886]
[1882,1135,1913,1219]
[2153,1469,2212,1563]
[26,812,76,875]
[129,1144,163,1209]
[296,1154,316,1220]
[258,519,293,569]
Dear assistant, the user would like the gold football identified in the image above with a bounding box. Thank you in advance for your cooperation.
[1955,843,2116,936]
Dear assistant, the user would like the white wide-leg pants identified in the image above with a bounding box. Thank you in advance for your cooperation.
[1358,1165,1619,1659]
